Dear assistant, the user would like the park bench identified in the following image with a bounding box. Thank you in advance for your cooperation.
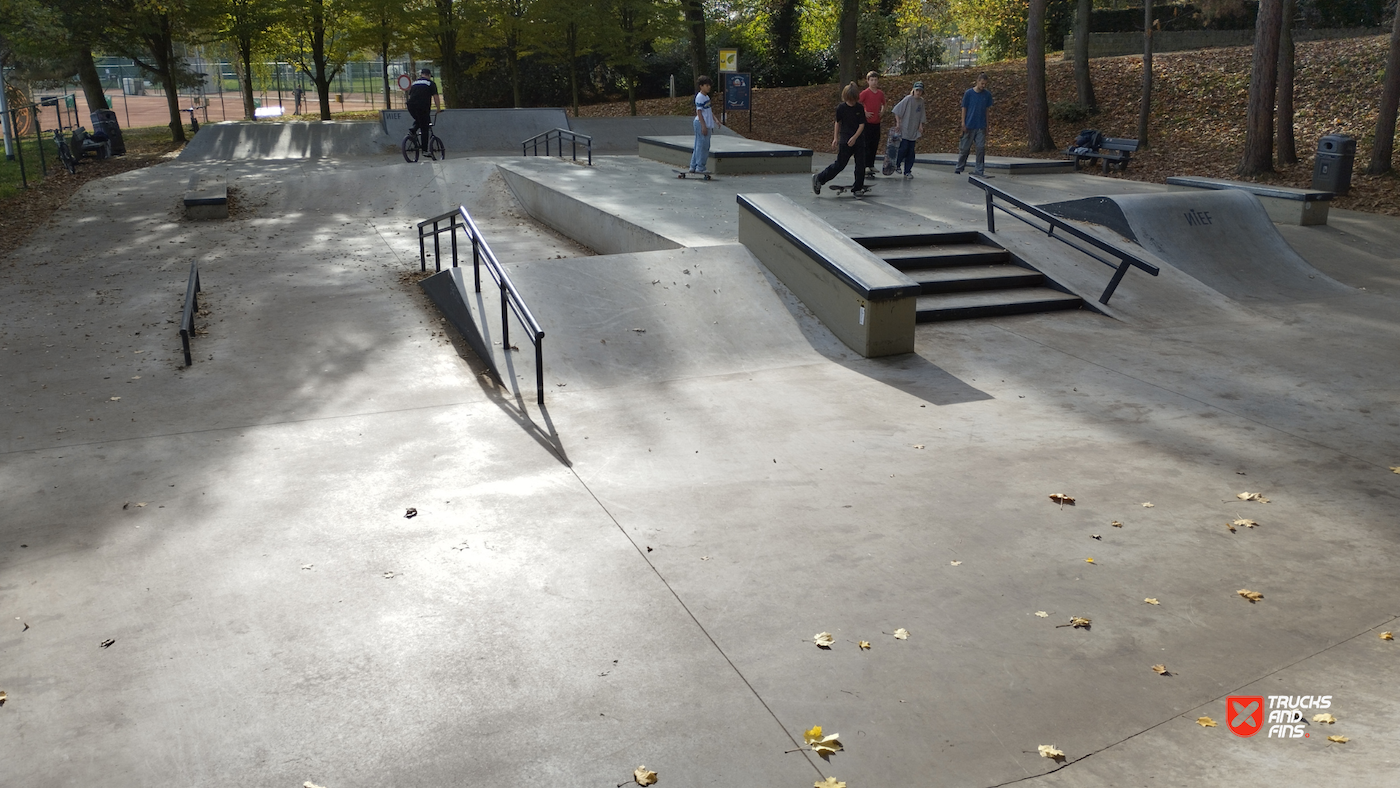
[1166,175,1332,226]
[1064,135,1139,174]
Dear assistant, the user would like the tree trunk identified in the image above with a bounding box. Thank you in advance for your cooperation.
[147,16,185,143]
[381,43,392,110]
[771,0,800,86]
[1137,0,1152,146]
[568,24,579,116]
[75,47,109,113]
[627,71,637,116]
[684,0,706,84]
[1367,2,1400,175]
[507,31,521,107]
[839,0,858,87]
[1026,0,1055,151]
[308,0,333,119]
[1074,0,1095,109]
[1276,0,1297,165]
[1239,0,1283,175]
[239,38,257,119]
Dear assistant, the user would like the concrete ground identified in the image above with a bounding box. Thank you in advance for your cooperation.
[2,135,1399,788]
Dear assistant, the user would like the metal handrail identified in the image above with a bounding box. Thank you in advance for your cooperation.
[417,206,547,405]
[968,175,1159,305]
[521,127,592,165]
[179,260,201,366]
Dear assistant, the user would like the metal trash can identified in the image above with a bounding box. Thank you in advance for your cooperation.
[90,109,126,156]
[1312,134,1356,196]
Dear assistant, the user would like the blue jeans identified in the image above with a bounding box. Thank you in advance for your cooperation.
[957,127,987,174]
[690,118,711,172]
[896,138,918,174]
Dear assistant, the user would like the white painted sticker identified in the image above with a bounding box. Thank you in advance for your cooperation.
[859,305,866,325]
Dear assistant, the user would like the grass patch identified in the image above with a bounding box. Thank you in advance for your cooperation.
[0,135,57,200]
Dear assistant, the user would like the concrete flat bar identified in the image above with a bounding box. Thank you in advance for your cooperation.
[915,153,1075,175]
[639,135,813,174]
[1166,175,1332,226]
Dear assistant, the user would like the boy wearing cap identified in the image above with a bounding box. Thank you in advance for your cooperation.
[890,82,926,178]
[406,68,442,155]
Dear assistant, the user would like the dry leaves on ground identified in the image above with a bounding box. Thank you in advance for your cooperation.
[804,725,843,757]
[1062,616,1092,629]
[1237,492,1269,503]
[1233,519,1259,528]
[1152,664,1170,675]
[1111,520,1123,528]
[1085,557,1096,564]
[1391,466,1400,474]
[950,560,962,566]
[1145,598,1160,605]
[1038,744,1066,761]
[1313,713,1337,724]
[632,766,659,786]
[893,628,909,640]
[1196,716,1218,727]
[1327,735,1350,744]
[1142,502,1155,508]
[1036,611,1050,617]
[859,640,871,650]
[813,632,835,649]
[815,779,846,788]
[0,690,6,706]
[1049,493,1075,506]
[1381,631,1395,640]
[1238,589,1264,603]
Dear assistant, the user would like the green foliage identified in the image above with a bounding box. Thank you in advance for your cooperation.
[1050,99,1094,122]
[949,0,1071,62]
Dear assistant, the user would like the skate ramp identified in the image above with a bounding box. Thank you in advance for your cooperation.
[1041,190,1353,302]
[566,116,743,152]
[177,121,396,161]
[380,108,570,153]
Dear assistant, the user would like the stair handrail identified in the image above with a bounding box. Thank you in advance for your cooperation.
[418,206,547,405]
[521,127,592,165]
[968,175,1158,305]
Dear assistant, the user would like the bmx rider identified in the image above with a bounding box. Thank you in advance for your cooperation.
[406,69,442,155]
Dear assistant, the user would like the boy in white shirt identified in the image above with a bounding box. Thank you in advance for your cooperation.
[690,76,717,174]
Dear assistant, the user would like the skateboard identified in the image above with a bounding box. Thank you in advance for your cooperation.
[828,184,873,198]
[883,130,901,176]
[673,169,714,181]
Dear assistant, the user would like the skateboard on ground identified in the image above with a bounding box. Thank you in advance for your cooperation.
[828,184,873,198]
[673,169,714,181]
[883,130,901,176]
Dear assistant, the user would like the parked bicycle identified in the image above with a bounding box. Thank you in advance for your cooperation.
[53,127,113,174]
[403,113,445,163]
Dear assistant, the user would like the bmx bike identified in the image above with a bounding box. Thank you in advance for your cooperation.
[403,115,445,163]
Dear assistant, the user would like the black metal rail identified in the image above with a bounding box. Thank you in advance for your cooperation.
[179,260,201,366]
[968,175,1158,304]
[521,128,592,165]
[418,206,547,405]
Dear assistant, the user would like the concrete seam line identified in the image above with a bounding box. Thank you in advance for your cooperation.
[564,464,827,778]
[991,324,1400,476]
[982,613,1400,788]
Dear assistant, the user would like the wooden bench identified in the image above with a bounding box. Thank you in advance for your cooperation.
[1166,175,1332,226]
[1065,136,1139,174]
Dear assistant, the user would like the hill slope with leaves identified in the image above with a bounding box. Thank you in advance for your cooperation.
[582,35,1398,216]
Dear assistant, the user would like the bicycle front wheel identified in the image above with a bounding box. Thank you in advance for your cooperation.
[429,136,445,161]
[402,134,420,163]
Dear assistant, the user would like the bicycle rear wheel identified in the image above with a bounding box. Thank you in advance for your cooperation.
[402,134,420,163]
[429,136,445,161]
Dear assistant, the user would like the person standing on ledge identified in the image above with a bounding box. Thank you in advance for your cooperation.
[406,68,442,156]
[858,71,886,180]
[812,82,867,195]
[689,76,717,175]
[954,72,994,177]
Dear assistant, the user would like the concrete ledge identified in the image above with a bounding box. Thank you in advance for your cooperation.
[737,193,917,357]
[1166,176,1331,226]
[498,162,682,255]
[640,136,813,174]
[184,173,228,220]
[916,154,1074,175]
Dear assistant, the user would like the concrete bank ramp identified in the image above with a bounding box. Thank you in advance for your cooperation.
[1042,190,1353,302]
[381,108,570,153]
[566,116,742,152]
[177,121,395,161]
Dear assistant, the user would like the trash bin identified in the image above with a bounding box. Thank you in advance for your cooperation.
[1312,134,1356,196]
[90,109,126,156]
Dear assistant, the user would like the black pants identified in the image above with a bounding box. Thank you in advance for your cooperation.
[864,123,881,174]
[817,140,866,189]
[408,104,431,151]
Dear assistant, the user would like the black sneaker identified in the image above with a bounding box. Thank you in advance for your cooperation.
[812,172,822,194]
[953,167,964,174]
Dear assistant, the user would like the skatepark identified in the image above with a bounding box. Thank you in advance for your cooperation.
[2,114,1399,787]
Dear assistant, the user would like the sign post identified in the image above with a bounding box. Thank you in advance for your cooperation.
[717,50,738,126]
[725,73,752,133]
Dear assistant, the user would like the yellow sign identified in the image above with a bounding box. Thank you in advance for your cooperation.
[719,49,738,73]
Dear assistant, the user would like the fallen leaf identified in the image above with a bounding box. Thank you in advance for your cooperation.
[404,507,418,518]
[1142,502,1154,508]
[814,632,834,649]
[1049,493,1075,505]
[815,779,846,788]
[135,502,146,507]
[893,628,909,640]
[1233,518,1259,528]
[1382,631,1394,640]
[1085,557,1095,564]
[1196,716,1218,727]
[859,640,871,650]
[109,396,120,401]
[304,782,327,788]
[0,690,6,705]
[1225,521,1237,533]
[913,444,925,449]
[1313,713,1337,724]
[950,560,962,566]
[1237,589,1264,603]
[700,555,711,561]
[1391,466,1400,474]
[631,328,646,333]
[1145,598,1160,605]
[383,571,397,579]
[1151,664,1170,675]
[1327,735,1349,744]
[1236,492,1269,503]
[1038,744,1066,761]
[1111,520,1123,527]
[1091,534,1102,540]
[1035,611,1049,617]
[1070,616,1092,629]
[633,766,658,786]
[803,725,843,757]
[300,564,313,570]
[99,639,115,648]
